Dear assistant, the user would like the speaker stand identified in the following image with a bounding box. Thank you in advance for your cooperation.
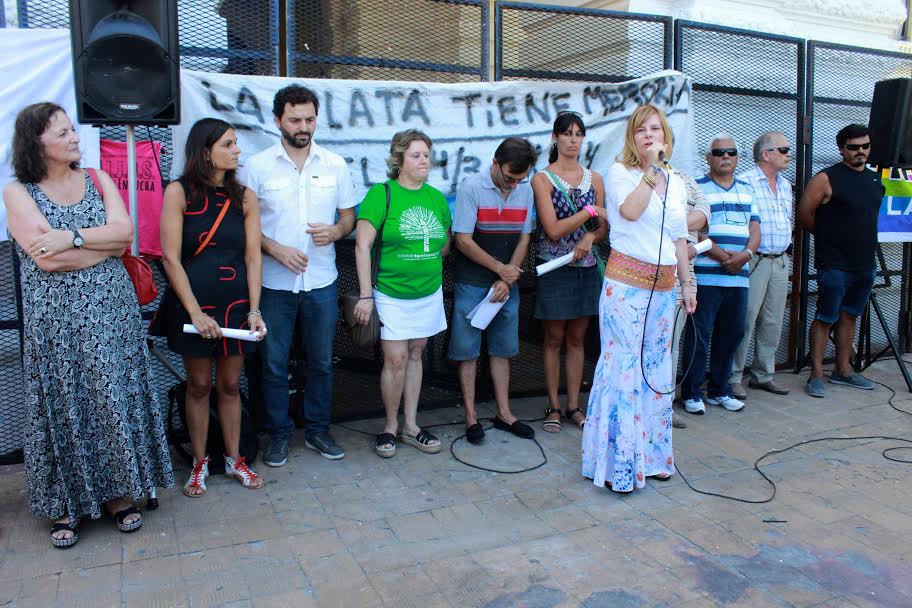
[126,126,140,255]
[857,292,912,391]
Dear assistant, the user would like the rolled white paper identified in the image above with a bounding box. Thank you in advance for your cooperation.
[536,252,575,276]
[182,324,262,342]
[693,239,713,255]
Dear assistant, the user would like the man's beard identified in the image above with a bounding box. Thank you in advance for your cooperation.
[281,127,311,149]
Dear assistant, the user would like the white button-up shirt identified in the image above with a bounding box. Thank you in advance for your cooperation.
[738,165,793,255]
[239,142,356,293]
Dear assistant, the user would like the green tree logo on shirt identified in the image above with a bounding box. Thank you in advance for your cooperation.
[400,206,445,252]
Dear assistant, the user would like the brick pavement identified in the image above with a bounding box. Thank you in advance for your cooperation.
[2,360,912,607]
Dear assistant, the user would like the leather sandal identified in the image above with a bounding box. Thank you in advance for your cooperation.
[542,408,562,433]
[108,506,143,533]
[375,433,396,458]
[565,408,586,429]
[50,521,79,549]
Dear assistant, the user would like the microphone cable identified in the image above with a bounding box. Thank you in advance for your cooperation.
[638,166,702,396]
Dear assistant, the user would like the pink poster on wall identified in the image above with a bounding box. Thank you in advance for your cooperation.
[100,139,165,258]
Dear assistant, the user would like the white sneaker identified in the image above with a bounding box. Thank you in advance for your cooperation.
[706,395,744,411]
[683,398,705,414]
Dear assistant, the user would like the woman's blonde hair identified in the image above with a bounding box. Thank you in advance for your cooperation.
[617,104,674,168]
[386,129,433,179]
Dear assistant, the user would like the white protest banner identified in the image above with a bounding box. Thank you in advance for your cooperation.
[173,70,694,204]
[0,28,101,240]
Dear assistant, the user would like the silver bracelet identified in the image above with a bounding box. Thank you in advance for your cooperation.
[247,309,262,318]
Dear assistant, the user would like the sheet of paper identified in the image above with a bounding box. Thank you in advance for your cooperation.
[183,324,262,342]
[466,288,509,330]
[536,252,575,276]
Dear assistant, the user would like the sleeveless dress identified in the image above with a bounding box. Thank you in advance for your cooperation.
[161,181,256,357]
[14,171,174,524]
[533,168,601,319]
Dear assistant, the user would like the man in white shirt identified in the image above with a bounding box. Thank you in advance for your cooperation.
[729,132,793,399]
[240,85,356,465]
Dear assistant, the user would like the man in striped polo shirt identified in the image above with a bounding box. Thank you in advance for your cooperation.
[681,134,761,415]
[449,138,538,444]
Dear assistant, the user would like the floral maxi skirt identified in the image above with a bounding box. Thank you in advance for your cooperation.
[581,277,675,492]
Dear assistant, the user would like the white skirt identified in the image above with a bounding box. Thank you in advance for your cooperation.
[374,286,447,341]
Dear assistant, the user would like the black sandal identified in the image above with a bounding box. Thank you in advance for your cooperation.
[543,408,562,433]
[108,505,143,533]
[565,408,586,429]
[398,430,441,454]
[375,432,396,458]
[50,521,79,549]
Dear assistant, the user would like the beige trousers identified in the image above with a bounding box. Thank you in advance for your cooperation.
[729,254,789,385]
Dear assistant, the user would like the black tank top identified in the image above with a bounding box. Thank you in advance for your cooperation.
[815,163,883,272]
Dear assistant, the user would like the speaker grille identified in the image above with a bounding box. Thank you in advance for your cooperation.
[83,35,172,119]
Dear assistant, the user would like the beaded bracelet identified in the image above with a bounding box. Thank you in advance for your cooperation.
[358,296,373,300]
[641,174,656,189]
[247,309,262,320]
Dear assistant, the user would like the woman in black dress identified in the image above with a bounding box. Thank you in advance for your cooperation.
[160,118,267,497]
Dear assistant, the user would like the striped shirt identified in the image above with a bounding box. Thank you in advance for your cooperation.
[452,168,534,286]
[738,166,793,254]
[694,176,760,288]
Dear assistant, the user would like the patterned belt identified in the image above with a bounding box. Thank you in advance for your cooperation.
[604,250,677,292]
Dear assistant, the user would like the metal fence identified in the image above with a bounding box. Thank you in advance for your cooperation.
[798,42,912,369]
[675,21,805,369]
[4,0,912,460]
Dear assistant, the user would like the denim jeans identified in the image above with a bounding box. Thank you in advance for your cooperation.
[260,282,338,439]
[681,285,748,400]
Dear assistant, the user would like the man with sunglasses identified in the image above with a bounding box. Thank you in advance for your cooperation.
[449,137,539,444]
[682,134,760,415]
[729,132,794,399]
[799,124,883,398]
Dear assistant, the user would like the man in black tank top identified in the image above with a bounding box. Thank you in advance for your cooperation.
[798,124,883,398]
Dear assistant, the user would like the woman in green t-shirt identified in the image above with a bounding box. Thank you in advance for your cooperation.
[353,129,452,458]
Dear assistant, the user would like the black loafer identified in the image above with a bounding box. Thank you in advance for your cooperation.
[466,423,485,444]
[492,417,535,439]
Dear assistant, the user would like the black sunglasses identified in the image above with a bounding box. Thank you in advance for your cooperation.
[843,142,871,151]
[710,148,738,157]
[765,146,791,154]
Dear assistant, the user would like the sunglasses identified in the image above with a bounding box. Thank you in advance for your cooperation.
[843,142,871,151]
[765,146,791,154]
[710,148,738,157]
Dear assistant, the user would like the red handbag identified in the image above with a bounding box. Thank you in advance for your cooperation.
[87,168,159,306]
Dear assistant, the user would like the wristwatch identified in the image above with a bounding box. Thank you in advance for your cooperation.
[72,229,84,249]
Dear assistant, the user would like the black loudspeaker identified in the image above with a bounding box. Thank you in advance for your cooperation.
[69,0,180,125]
[868,78,912,168]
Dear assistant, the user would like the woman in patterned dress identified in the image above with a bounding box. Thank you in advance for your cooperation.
[160,118,267,497]
[581,104,697,492]
[530,112,608,434]
[3,102,174,548]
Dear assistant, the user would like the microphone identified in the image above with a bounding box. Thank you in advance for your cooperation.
[657,150,670,169]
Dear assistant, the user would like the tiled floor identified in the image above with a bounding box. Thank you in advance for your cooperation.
[2,360,912,607]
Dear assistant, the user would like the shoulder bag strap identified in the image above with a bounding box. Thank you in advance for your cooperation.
[192,192,233,257]
[370,182,391,287]
[544,169,594,234]
[87,168,103,200]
